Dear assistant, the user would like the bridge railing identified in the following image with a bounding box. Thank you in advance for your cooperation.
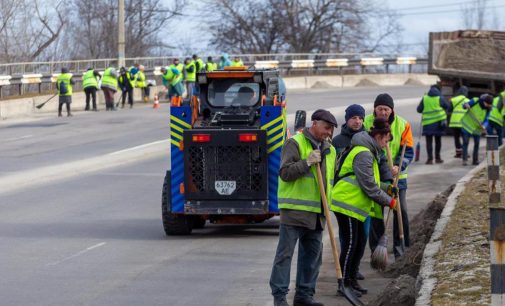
[0,54,427,99]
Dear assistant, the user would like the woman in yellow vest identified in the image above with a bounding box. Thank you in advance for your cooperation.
[331,117,397,296]
[416,85,449,164]
[56,67,75,117]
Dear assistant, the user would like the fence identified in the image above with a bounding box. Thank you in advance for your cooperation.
[0,54,428,99]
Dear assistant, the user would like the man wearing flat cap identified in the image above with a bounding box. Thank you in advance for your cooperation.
[270,109,337,306]
[364,93,414,260]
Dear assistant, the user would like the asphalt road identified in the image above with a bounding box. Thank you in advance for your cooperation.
[0,85,483,306]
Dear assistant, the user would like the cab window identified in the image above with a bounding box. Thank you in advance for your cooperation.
[207,79,260,107]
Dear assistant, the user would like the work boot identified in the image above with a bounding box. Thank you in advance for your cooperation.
[293,295,324,306]
[435,158,444,164]
[462,160,468,166]
[67,113,73,117]
[350,279,368,295]
[425,158,433,165]
[356,271,365,280]
[454,149,462,158]
[273,295,290,306]
[58,113,62,117]
[92,108,98,112]
[472,160,480,165]
[121,104,125,109]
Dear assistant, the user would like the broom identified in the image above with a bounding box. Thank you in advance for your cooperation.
[414,122,421,162]
[370,142,407,271]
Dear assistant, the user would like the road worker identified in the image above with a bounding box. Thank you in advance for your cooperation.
[487,87,505,146]
[184,58,196,101]
[101,66,118,111]
[192,54,205,73]
[218,53,231,69]
[331,117,397,297]
[448,86,470,158]
[118,67,134,108]
[82,67,101,111]
[461,93,493,165]
[56,67,75,117]
[365,93,414,260]
[205,56,217,72]
[270,109,338,306]
[231,56,244,66]
[416,85,449,164]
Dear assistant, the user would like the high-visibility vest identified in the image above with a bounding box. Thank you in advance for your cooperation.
[195,58,205,73]
[421,95,447,126]
[185,62,196,82]
[277,133,336,213]
[489,96,504,127]
[231,59,244,67]
[101,68,117,91]
[57,73,73,96]
[118,71,133,88]
[82,70,98,89]
[330,146,382,221]
[364,114,409,180]
[169,63,184,74]
[461,102,487,135]
[135,71,146,88]
[162,69,182,86]
[449,95,469,128]
[206,62,217,72]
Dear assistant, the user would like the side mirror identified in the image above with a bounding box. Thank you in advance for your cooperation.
[294,110,306,133]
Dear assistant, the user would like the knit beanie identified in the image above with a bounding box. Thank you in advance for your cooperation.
[374,93,394,110]
[345,104,365,122]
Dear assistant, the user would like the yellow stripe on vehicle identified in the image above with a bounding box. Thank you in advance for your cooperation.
[268,130,284,144]
[170,123,184,133]
[268,141,284,153]
[267,122,283,136]
[170,139,180,148]
[261,115,283,130]
[170,115,192,129]
[170,131,182,141]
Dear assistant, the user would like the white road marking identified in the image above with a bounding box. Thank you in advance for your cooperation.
[4,134,33,142]
[109,140,168,155]
[46,242,106,266]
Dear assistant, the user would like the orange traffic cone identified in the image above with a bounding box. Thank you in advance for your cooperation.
[153,94,159,109]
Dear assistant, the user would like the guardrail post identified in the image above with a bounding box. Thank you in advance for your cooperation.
[487,135,505,306]
[408,64,413,74]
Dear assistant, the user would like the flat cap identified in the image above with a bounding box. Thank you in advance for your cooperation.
[311,109,338,128]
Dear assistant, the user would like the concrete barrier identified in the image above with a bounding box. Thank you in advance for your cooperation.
[0,74,436,120]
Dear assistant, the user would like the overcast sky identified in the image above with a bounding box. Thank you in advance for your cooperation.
[167,0,505,56]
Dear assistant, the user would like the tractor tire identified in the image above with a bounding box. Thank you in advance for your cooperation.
[192,217,206,229]
[162,171,193,235]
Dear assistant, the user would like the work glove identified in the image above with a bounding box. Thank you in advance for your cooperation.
[389,198,397,210]
[387,184,399,198]
[306,149,321,166]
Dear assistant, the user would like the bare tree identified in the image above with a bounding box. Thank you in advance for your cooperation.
[461,0,491,30]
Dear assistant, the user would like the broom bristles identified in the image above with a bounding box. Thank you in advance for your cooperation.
[371,235,389,271]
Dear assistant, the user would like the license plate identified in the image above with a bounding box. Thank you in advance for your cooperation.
[215,180,236,195]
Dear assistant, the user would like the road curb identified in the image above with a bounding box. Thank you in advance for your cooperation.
[415,161,487,305]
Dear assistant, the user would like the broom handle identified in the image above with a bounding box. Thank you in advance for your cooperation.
[316,163,343,279]
[395,143,408,244]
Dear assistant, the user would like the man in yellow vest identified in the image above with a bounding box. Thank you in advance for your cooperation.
[461,94,493,165]
[192,54,205,73]
[270,109,338,306]
[205,56,217,72]
[82,67,101,111]
[416,85,449,164]
[364,93,414,259]
[101,66,118,111]
[56,67,75,117]
[184,58,196,101]
[118,67,134,108]
[231,56,244,67]
[448,86,470,158]
[487,87,505,146]
[135,65,150,103]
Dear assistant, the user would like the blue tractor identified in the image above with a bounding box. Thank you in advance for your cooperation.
[162,67,288,235]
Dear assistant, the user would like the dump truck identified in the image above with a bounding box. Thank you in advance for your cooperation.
[428,30,505,97]
[161,67,288,235]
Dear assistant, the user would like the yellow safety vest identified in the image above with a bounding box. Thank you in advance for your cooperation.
[57,73,73,96]
[449,95,469,128]
[421,95,447,126]
[82,70,98,89]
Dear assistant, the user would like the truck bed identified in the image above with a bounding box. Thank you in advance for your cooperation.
[428,30,505,81]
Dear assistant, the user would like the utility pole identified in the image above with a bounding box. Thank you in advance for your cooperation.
[118,0,125,68]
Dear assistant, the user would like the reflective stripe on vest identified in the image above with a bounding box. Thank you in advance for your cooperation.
[330,146,381,221]
[185,62,196,82]
[277,133,336,213]
[449,95,469,128]
[364,114,408,180]
[101,68,117,91]
[489,96,504,126]
[118,71,133,88]
[57,73,73,96]
[461,103,487,135]
[135,71,146,88]
[421,95,447,126]
[82,70,98,89]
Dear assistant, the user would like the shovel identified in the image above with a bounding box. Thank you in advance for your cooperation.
[315,162,364,306]
[35,93,58,109]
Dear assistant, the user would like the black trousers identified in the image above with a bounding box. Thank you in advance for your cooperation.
[84,87,97,110]
[425,135,442,160]
[121,88,133,106]
[369,189,410,258]
[452,127,462,151]
[335,212,366,280]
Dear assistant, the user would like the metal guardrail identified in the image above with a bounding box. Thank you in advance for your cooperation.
[0,56,428,98]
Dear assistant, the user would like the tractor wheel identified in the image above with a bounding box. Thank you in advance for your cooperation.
[192,217,206,229]
[161,171,193,235]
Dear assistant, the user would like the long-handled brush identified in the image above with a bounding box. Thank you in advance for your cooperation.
[414,122,421,162]
[370,142,407,271]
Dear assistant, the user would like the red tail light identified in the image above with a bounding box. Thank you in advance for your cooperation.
[239,133,257,142]
[192,134,211,142]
